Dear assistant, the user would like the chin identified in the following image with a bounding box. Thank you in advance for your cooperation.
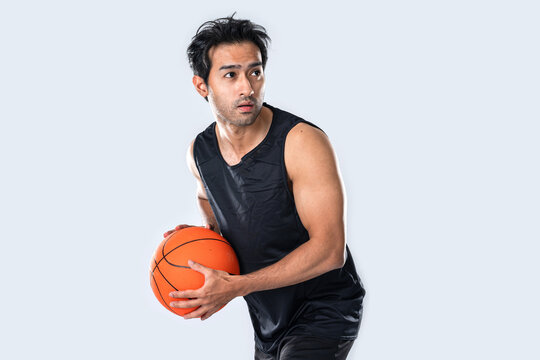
[233,116,257,127]
[232,107,261,127]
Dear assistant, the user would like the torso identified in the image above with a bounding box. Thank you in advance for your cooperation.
[192,102,365,354]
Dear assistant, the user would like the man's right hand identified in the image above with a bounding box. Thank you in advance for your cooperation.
[163,224,212,238]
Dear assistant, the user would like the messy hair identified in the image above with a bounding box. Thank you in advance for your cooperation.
[187,13,271,86]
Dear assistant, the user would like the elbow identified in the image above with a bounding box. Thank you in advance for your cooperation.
[327,244,346,271]
[330,252,346,270]
[312,231,346,272]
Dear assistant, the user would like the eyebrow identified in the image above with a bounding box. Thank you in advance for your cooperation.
[218,61,263,71]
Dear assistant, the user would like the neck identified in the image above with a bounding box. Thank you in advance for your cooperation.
[215,106,273,158]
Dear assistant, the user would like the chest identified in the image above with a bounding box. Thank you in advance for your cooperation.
[219,147,245,167]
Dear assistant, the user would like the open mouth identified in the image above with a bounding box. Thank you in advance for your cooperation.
[238,104,254,111]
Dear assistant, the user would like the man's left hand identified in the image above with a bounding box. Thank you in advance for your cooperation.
[169,260,241,321]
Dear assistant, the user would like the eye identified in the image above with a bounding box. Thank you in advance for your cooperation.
[251,69,261,76]
[224,72,236,78]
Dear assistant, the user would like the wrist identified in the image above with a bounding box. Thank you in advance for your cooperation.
[232,274,254,297]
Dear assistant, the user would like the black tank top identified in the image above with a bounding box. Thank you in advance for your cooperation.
[193,102,365,354]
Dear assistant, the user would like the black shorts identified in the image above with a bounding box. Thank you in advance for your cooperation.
[254,335,355,360]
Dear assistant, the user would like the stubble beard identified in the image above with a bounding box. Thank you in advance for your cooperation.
[210,91,264,127]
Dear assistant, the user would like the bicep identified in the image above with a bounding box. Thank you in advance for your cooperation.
[285,124,346,242]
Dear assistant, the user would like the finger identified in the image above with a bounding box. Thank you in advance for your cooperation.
[175,224,193,231]
[183,305,208,320]
[169,290,199,299]
[170,298,201,309]
[200,307,219,321]
[188,260,211,275]
[163,230,173,238]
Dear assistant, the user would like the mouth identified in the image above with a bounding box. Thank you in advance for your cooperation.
[237,102,254,112]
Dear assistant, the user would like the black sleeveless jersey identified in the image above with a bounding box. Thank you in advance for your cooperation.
[193,102,365,354]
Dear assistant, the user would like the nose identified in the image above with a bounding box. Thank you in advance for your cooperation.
[238,73,254,97]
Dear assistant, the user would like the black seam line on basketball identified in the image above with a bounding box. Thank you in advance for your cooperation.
[159,235,213,268]
[161,236,230,261]
[153,238,232,271]
[153,258,178,291]
[155,237,228,270]
[151,271,176,312]
[162,238,231,268]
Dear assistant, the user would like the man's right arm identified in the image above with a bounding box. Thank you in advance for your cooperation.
[186,140,220,234]
[163,140,219,238]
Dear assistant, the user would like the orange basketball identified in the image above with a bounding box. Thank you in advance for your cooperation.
[149,227,240,317]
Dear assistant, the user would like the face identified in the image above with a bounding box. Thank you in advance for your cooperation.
[194,41,266,127]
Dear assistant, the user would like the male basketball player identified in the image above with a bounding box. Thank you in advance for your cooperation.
[164,15,365,360]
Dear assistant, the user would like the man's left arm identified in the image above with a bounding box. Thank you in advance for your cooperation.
[170,123,347,320]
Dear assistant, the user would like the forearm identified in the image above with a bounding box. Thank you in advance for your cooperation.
[234,236,345,297]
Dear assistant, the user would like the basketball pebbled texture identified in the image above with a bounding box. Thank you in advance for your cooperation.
[149,227,240,316]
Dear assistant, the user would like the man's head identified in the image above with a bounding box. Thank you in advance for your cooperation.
[187,14,271,127]
[187,14,271,88]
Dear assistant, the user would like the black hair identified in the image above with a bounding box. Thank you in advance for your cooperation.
[187,13,271,87]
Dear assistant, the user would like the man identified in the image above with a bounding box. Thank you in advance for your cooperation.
[164,15,365,360]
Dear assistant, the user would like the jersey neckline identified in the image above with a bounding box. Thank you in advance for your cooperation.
[212,102,276,169]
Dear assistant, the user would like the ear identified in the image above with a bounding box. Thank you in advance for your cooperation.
[192,75,208,98]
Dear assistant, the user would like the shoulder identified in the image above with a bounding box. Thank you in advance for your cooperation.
[286,121,327,145]
[189,120,218,178]
[187,138,195,160]
[191,122,218,163]
[286,121,333,159]
[186,138,201,180]
[284,122,339,181]
[194,122,215,146]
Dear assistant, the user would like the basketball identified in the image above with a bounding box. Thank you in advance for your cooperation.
[149,226,240,316]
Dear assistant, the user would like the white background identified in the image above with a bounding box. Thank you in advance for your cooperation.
[1,1,538,359]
